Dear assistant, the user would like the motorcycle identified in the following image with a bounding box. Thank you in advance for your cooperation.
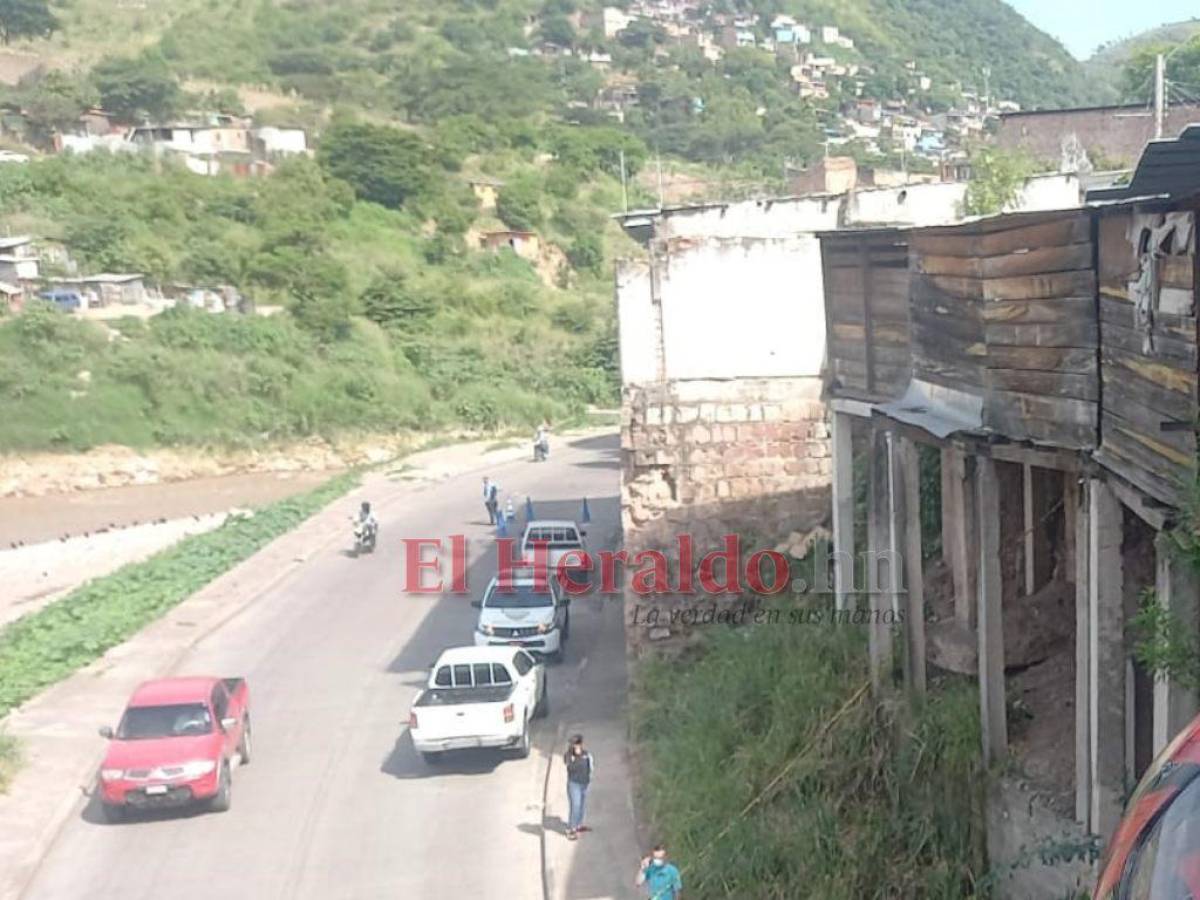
[352,518,378,556]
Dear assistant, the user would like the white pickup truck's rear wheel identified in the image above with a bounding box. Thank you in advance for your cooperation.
[512,723,531,759]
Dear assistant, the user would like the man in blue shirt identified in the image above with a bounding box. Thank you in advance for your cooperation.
[636,844,682,899]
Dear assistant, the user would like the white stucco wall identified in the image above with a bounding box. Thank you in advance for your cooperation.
[615,258,657,385]
[845,181,966,226]
[1010,172,1082,212]
[617,235,828,383]
[653,195,842,240]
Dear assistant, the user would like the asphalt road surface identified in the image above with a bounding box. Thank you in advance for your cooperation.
[21,433,624,900]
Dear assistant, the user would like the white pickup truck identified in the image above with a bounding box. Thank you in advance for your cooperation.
[408,646,548,763]
[520,519,589,586]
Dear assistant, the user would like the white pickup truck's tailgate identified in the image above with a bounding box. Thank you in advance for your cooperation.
[417,701,509,740]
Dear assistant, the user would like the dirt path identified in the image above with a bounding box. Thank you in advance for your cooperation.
[0,470,333,547]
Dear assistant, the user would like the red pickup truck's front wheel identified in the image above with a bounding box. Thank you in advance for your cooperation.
[209,763,232,813]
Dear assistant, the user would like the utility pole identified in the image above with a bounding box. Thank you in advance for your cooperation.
[1154,53,1166,139]
[619,148,629,212]
[982,66,990,110]
[655,150,664,208]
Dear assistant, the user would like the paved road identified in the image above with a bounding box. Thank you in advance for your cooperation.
[21,433,629,900]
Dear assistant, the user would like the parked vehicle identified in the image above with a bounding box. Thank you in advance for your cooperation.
[39,288,82,312]
[1094,711,1200,898]
[520,519,589,587]
[473,569,570,661]
[97,676,250,821]
[408,646,547,763]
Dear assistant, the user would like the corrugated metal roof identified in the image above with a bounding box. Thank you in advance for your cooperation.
[1086,124,1200,204]
[874,379,986,440]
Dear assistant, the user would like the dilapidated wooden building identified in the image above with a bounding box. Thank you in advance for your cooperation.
[820,126,1200,897]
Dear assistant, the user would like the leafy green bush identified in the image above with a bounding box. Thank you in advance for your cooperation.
[0,730,20,794]
[0,472,360,718]
[496,178,543,232]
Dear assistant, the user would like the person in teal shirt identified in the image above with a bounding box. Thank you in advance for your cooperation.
[636,844,682,899]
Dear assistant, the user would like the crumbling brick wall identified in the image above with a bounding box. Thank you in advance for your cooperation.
[622,376,831,652]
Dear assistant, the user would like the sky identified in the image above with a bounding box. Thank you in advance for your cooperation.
[1005,0,1199,59]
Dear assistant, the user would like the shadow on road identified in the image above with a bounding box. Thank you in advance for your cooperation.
[380,735,508,779]
[566,434,619,453]
[79,789,211,827]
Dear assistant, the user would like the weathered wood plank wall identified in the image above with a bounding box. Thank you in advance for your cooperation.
[909,212,1098,449]
[1095,209,1198,508]
[822,232,911,400]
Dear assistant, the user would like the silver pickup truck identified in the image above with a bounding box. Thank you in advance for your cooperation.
[408,646,548,763]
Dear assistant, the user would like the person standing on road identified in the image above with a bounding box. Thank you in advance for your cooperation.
[636,844,682,899]
[483,477,499,524]
[564,733,594,841]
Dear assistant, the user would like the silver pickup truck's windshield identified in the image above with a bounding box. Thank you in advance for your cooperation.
[486,584,554,609]
[117,703,212,739]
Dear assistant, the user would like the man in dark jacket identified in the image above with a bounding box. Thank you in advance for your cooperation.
[564,733,594,840]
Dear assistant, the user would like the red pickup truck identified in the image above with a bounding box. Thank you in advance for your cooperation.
[97,676,250,821]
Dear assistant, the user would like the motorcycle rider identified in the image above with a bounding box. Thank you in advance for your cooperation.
[534,421,550,461]
[356,500,378,546]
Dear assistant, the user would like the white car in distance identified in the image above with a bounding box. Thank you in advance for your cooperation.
[520,519,590,588]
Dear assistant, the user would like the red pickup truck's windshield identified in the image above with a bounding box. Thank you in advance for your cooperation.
[117,703,212,739]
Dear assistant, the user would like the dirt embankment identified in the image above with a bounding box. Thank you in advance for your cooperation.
[0,434,426,499]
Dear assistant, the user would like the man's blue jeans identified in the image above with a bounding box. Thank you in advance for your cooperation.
[567,779,588,830]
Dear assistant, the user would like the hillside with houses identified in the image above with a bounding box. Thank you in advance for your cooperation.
[0,0,1127,453]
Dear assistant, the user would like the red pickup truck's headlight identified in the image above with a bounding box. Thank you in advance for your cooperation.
[503,703,514,723]
[100,768,124,782]
[177,760,217,778]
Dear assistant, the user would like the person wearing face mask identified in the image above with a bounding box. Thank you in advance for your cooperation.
[564,733,594,840]
[636,844,682,899]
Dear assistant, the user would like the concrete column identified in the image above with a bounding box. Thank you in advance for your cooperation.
[831,411,856,612]
[867,427,894,692]
[1088,479,1125,838]
[943,447,976,628]
[1153,533,1200,754]
[976,456,1007,765]
[1070,476,1091,828]
[897,435,927,697]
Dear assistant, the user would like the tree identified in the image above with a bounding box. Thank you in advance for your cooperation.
[15,71,96,140]
[0,0,57,45]
[540,14,575,49]
[318,121,433,209]
[496,179,542,232]
[1122,38,1200,102]
[963,147,1033,216]
[93,54,182,122]
[360,270,433,330]
[567,234,604,275]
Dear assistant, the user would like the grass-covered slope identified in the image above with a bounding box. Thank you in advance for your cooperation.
[631,602,985,898]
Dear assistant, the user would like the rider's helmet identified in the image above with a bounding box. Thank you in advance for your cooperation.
[361,501,371,516]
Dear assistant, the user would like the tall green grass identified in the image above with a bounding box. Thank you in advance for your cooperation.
[631,603,986,899]
[0,730,20,794]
